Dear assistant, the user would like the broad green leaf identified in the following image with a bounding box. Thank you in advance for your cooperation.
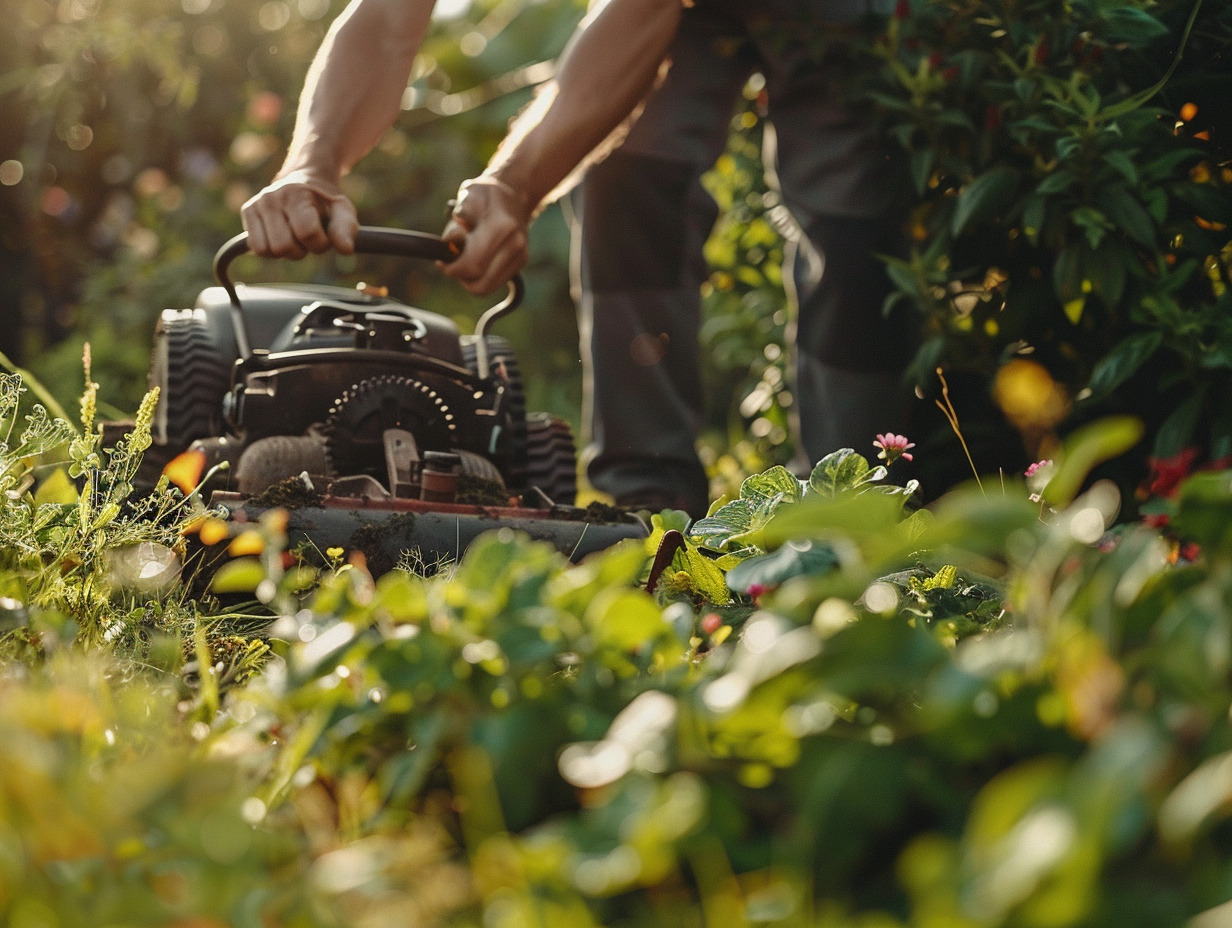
[1084,241,1128,306]
[1101,6,1170,47]
[952,166,1022,236]
[1021,195,1046,243]
[807,449,873,499]
[690,498,760,550]
[1171,470,1232,556]
[1043,416,1145,507]
[679,545,730,604]
[760,490,912,553]
[724,541,840,593]
[586,588,664,650]
[1052,244,1085,303]
[740,465,803,504]
[1084,331,1162,402]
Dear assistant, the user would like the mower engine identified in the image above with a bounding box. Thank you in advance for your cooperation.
[147,227,643,571]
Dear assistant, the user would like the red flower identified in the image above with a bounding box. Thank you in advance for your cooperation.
[1146,447,1200,499]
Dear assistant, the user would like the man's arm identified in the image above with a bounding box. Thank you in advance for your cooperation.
[441,0,682,294]
[242,0,436,258]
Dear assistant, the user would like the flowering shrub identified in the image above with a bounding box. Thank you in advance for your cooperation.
[863,0,1232,496]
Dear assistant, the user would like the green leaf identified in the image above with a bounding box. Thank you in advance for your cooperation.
[1103,149,1138,185]
[1036,171,1077,196]
[1153,391,1206,459]
[209,557,266,593]
[910,148,936,196]
[678,544,730,604]
[1071,206,1111,250]
[690,498,760,550]
[1084,331,1163,402]
[724,541,840,594]
[1171,470,1232,556]
[1042,416,1145,507]
[587,588,664,650]
[1101,6,1170,47]
[807,449,876,499]
[740,465,803,504]
[32,467,77,506]
[1097,186,1156,245]
[1021,196,1047,243]
[1141,147,1205,183]
[1053,244,1085,303]
[1084,241,1128,306]
[1055,136,1080,160]
[951,166,1022,235]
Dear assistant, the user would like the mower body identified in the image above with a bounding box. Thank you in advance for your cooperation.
[148,228,644,572]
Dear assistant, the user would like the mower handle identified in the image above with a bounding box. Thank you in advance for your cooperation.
[213,226,523,365]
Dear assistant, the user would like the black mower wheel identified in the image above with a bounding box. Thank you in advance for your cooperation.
[524,413,578,506]
[460,334,529,490]
[149,308,235,452]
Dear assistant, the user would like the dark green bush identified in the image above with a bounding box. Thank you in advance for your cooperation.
[862,0,1232,496]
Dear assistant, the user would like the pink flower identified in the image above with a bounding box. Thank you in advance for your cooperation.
[874,432,915,464]
[700,613,723,635]
[1025,459,1053,479]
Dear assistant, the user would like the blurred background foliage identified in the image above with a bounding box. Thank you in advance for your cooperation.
[1,0,1229,500]
[0,0,788,480]
[862,0,1232,503]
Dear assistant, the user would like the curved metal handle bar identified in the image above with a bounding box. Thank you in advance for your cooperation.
[212,227,523,363]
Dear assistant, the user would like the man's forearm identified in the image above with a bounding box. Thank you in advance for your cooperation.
[279,0,435,181]
[481,0,682,215]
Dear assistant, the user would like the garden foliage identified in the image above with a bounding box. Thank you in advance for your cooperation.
[5,369,1232,925]
[862,0,1232,481]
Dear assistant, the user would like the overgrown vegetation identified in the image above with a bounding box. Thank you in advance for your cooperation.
[4,362,1232,925]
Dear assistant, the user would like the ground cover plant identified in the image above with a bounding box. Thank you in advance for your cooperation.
[4,359,1232,926]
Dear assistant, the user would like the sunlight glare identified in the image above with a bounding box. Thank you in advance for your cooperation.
[433,0,471,19]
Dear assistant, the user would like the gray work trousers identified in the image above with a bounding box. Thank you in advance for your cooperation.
[571,0,914,517]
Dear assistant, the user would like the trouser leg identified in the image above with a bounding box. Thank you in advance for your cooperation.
[790,213,914,461]
[758,32,916,468]
[572,6,753,518]
[574,156,718,516]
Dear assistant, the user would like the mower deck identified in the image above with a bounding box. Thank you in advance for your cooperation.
[206,490,648,575]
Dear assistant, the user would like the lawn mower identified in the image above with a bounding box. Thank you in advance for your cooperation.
[144,226,645,574]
